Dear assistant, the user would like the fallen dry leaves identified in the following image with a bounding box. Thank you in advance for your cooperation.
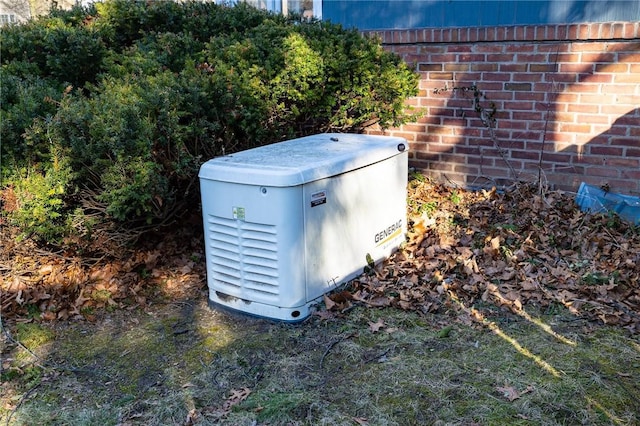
[329,179,640,333]
[2,180,639,333]
[0,217,206,323]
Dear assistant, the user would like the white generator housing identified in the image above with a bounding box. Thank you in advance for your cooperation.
[198,133,408,321]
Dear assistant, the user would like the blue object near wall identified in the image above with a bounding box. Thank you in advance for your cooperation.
[575,183,640,226]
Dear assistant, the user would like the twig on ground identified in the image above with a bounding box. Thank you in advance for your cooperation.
[319,333,354,370]
[5,382,41,426]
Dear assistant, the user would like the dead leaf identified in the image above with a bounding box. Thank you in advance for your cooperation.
[496,384,534,401]
[222,387,251,413]
[324,294,336,311]
[313,310,335,320]
[185,408,197,425]
[368,319,385,333]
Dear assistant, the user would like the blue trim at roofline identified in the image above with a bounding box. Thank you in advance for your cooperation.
[321,1,640,30]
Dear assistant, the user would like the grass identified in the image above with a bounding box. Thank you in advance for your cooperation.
[1,298,639,425]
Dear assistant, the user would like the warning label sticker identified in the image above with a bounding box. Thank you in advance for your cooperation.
[310,190,327,207]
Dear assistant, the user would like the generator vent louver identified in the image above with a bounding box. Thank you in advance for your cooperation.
[207,215,279,300]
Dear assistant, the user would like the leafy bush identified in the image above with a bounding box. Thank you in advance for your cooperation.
[0,73,62,170]
[4,148,75,243]
[1,0,418,249]
[0,18,106,87]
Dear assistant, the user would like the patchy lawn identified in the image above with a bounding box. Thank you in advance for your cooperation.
[2,300,639,425]
[2,177,639,425]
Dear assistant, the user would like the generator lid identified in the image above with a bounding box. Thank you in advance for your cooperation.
[199,133,407,187]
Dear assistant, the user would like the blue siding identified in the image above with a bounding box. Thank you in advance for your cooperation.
[322,1,640,30]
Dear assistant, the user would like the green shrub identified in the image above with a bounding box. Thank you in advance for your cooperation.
[0,73,62,171]
[0,17,106,87]
[5,149,75,242]
[1,0,419,247]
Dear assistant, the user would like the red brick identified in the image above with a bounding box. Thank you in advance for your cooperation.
[427,125,455,135]
[418,63,442,72]
[556,53,581,62]
[579,94,616,104]
[537,43,566,56]
[587,166,621,178]
[416,133,440,143]
[513,73,543,83]
[474,44,505,53]
[622,168,640,181]
[530,64,557,72]
[512,111,544,121]
[401,123,426,133]
[580,52,616,64]
[580,73,613,83]
[595,63,630,73]
[559,63,588,73]
[474,82,504,91]
[481,72,512,82]
[469,63,497,72]
[542,153,573,163]
[430,72,454,80]
[453,72,482,83]
[511,150,540,160]
[604,103,640,115]
[484,53,515,62]
[515,92,547,102]
[566,103,598,113]
[613,113,640,126]
[600,84,639,95]
[497,120,527,130]
[576,114,612,125]
[428,160,455,171]
[623,23,640,39]
[615,74,640,84]
[589,146,624,156]
[567,24,579,40]
[445,44,472,53]
[571,42,607,52]
[388,131,416,141]
[559,123,591,133]
[454,164,480,175]
[418,45,446,54]
[503,101,535,111]
[607,158,640,168]
[627,148,640,158]
[555,26,569,41]
[618,49,640,62]
[564,82,600,94]
[505,43,535,53]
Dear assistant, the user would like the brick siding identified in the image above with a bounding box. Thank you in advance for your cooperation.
[365,22,640,196]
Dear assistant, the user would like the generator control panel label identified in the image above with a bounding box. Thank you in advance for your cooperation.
[310,190,327,207]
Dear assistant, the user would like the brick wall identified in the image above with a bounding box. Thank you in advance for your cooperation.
[365,22,640,196]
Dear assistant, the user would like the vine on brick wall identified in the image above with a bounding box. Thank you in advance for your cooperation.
[434,84,519,184]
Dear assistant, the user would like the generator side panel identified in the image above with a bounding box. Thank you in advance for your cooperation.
[200,179,307,313]
[302,152,408,301]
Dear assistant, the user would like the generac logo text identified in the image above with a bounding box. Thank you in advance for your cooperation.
[375,219,403,244]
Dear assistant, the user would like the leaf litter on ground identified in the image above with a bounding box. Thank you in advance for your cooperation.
[326,178,640,333]
[2,178,639,333]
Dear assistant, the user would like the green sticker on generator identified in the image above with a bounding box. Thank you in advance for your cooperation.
[233,206,245,220]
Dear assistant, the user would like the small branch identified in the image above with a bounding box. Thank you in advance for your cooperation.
[538,46,561,194]
[319,333,354,370]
